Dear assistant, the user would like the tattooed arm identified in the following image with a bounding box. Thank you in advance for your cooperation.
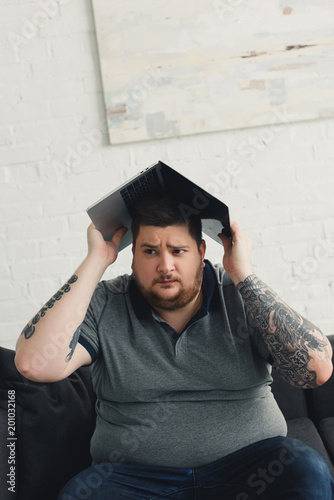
[219,221,333,389]
[236,275,332,387]
[15,224,127,383]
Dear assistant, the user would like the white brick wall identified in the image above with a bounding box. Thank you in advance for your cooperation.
[1,0,334,349]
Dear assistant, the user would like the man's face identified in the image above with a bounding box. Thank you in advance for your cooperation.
[132,224,206,312]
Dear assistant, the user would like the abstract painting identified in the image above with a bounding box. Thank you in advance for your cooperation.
[92,0,334,144]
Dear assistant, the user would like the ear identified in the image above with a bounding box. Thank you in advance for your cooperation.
[199,239,206,263]
[131,245,134,271]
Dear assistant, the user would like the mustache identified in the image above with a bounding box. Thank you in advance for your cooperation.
[153,275,181,285]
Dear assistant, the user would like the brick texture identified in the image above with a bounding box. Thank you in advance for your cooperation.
[1,0,334,349]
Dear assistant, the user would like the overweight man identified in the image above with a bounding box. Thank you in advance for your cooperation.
[15,195,334,499]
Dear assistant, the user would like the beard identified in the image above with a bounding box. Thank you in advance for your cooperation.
[132,261,204,312]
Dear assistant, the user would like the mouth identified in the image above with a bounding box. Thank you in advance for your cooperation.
[155,278,179,286]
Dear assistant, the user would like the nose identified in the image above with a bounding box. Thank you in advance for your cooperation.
[157,251,175,274]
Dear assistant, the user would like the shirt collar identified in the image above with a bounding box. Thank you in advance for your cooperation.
[129,259,216,321]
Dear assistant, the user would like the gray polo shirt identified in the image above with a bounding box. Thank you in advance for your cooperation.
[78,260,287,468]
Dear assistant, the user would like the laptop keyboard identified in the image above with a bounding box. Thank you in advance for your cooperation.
[120,169,162,210]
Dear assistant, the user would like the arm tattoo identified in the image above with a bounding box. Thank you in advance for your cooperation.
[237,274,331,388]
[66,327,81,362]
[21,275,78,339]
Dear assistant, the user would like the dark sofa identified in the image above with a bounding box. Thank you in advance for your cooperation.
[1,337,334,500]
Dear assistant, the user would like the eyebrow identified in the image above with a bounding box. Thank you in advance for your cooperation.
[140,243,191,249]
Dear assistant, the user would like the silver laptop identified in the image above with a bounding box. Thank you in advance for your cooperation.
[87,161,231,251]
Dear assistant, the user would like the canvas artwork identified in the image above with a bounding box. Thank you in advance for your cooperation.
[92,0,334,145]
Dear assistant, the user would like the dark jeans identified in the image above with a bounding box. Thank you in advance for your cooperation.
[58,436,334,499]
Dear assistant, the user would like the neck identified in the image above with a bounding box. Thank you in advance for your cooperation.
[153,288,203,334]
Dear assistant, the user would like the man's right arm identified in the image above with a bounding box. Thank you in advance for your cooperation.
[15,224,127,383]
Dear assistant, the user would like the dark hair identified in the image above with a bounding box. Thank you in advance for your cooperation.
[131,195,202,249]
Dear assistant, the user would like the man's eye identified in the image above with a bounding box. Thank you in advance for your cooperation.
[173,249,185,254]
[145,249,156,255]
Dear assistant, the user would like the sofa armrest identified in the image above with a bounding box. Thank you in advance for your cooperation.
[287,417,334,478]
[0,347,96,500]
[319,418,334,463]
[271,367,309,420]
[308,334,334,424]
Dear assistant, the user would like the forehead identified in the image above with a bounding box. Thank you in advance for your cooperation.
[136,224,194,244]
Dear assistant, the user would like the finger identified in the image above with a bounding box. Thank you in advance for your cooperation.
[87,222,96,235]
[111,226,128,247]
[218,232,232,252]
[229,220,242,241]
[87,223,102,244]
[88,222,104,237]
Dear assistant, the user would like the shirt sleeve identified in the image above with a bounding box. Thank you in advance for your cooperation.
[78,281,108,363]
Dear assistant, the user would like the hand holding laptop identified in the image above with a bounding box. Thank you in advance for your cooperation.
[218,221,253,286]
[87,223,128,266]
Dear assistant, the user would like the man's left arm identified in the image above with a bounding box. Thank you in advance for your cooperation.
[219,221,333,389]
